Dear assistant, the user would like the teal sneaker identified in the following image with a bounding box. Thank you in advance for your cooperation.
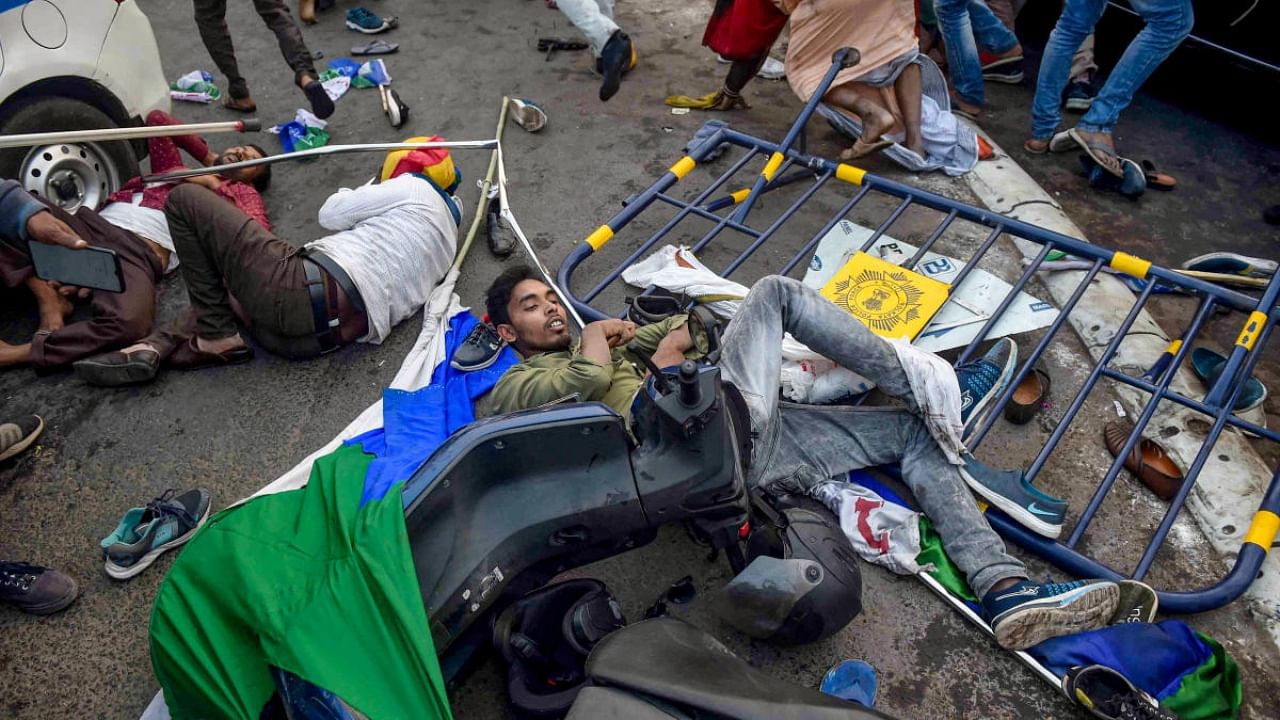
[1189,347,1266,413]
[100,488,211,580]
[983,579,1119,650]
[960,454,1067,539]
[955,338,1018,438]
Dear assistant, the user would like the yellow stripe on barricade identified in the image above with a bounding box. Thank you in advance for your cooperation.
[1109,251,1151,279]
[1244,510,1280,552]
[669,156,696,180]
[835,163,866,186]
[1235,311,1268,351]
[584,225,614,251]
[730,188,751,205]
[1165,339,1183,356]
[761,152,785,182]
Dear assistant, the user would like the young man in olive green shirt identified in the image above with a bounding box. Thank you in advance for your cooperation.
[472,265,1121,651]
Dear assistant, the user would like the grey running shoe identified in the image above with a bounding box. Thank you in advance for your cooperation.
[0,414,43,462]
[960,454,1066,539]
[983,579,1119,650]
[450,322,505,372]
[955,338,1018,439]
[100,488,212,580]
[1063,664,1177,719]
[0,561,78,614]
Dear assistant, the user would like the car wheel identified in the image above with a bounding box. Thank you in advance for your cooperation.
[0,96,140,213]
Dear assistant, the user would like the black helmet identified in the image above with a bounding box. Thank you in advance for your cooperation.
[493,579,627,718]
[716,495,862,645]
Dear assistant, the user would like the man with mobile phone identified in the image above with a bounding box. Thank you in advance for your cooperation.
[0,111,273,375]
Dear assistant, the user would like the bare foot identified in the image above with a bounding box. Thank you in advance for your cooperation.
[1024,138,1049,154]
[196,334,248,355]
[1071,128,1122,177]
[37,292,73,332]
[299,0,316,24]
[841,104,895,160]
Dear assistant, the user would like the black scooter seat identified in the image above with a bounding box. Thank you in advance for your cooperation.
[585,618,895,720]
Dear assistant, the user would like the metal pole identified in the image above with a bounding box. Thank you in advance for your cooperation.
[454,97,511,273]
[141,140,500,184]
[0,119,262,150]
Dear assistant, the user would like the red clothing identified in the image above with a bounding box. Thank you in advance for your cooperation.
[106,110,270,231]
[703,0,788,61]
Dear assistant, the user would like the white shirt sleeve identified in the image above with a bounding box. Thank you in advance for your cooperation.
[317,176,431,231]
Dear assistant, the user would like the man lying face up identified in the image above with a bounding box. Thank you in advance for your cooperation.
[474,267,1120,651]
[76,137,464,387]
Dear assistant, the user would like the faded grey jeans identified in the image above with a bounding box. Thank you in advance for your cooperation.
[718,276,1026,598]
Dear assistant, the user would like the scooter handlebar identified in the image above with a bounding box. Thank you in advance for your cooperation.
[238,118,262,133]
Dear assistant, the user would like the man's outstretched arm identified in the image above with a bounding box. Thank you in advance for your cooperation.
[0,180,86,249]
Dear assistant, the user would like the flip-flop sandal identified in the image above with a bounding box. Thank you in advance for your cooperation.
[352,39,399,55]
[1048,130,1077,153]
[1067,128,1122,177]
[840,137,893,160]
[1140,160,1176,191]
[222,96,256,113]
[302,79,335,119]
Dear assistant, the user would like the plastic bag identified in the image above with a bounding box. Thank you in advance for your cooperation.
[169,70,221,103]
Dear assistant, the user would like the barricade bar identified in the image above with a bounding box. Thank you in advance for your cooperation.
[1065,296,1216,547]
[722,170,835,278]
[1097,368,1280,443]
[955,239,1053,367]
[779,185,874,277]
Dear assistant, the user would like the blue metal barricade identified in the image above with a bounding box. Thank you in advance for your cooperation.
[557,48,1280,614]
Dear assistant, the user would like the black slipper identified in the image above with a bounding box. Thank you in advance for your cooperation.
[302,80,335,120]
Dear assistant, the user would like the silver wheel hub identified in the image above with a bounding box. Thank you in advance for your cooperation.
[19,142,120,212]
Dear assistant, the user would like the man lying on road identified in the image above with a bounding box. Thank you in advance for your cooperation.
[74,140,462,386]
[475,266,1120,651]
[0,111,270,374]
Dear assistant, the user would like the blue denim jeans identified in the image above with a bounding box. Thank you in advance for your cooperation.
[934,0,1020,107]
[1031,0,1193,140]
[718,276,1027,598]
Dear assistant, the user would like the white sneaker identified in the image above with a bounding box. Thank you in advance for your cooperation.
[757,57,786,80]
[715,54,786,80]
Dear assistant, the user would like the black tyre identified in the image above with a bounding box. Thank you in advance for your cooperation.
[0,96,140,212]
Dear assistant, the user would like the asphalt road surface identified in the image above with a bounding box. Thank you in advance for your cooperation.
[1,1,1276,718]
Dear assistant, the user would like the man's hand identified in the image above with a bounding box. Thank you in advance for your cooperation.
[579,319,635,366]
[25,210,87,249]
[651,325,692,370]
[597,319,637,348]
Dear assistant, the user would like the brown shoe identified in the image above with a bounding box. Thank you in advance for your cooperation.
[1103,422,1184,500]
[73,349,160,387]
[1004,367,1050,425]
[167,338,254,370]
[0,562,78,615]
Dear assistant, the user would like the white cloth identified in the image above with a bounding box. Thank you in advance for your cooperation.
[555,0,618,56]
[813,479,925,575]
[306,174,461,344]
[888,338,967,465]
[98,192,179,272]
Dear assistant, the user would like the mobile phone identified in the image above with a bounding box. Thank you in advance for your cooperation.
[27,240,125,293]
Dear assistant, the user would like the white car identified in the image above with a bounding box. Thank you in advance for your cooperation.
[0,0,169,211]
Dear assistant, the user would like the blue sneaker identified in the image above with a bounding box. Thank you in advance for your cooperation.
[99,488,212,580]
[983,579,1119,650]
[960,455,1066,539]
[955,338,1018,438]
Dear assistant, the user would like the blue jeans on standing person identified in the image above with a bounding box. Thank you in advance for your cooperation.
[934,0,1021,108]
[1030,0,1193,140]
